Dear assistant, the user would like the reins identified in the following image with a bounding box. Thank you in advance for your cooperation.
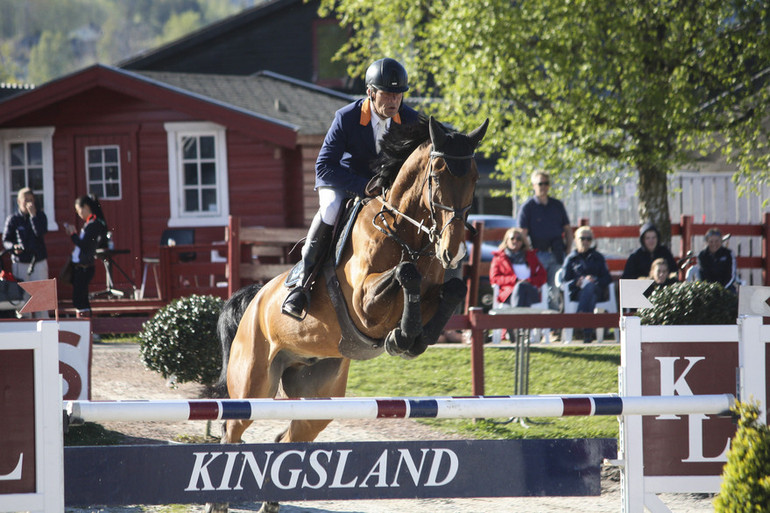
[373,149,475,261]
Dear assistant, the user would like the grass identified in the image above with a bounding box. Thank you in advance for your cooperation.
[70,337,620,445]
[347,344,620,440]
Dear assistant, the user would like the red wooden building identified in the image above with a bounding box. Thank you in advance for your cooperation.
[0,64,351,307]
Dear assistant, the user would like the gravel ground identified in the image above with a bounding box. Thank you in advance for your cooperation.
[64,343,718,513]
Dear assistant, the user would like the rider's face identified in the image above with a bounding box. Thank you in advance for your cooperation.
[370,88,403,119]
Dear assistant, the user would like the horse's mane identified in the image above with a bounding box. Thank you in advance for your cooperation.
[369,114,431,189]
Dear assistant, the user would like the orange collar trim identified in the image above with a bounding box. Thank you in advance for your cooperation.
[360,98,402,126]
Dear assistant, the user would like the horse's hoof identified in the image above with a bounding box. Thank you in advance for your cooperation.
[204,502,229,513]
[258,501,280,513]
[403,341,428,360]
[385,330,407,356]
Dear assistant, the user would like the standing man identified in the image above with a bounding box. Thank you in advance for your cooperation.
[517,171,573,311]
[282,57,420,320]
[3,187,49,317]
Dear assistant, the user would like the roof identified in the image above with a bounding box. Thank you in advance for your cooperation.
[0,64,353,145]
[137,70,353,136]
[119,0,306,70]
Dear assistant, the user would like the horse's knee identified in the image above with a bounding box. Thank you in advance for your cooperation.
[395,261,421,291]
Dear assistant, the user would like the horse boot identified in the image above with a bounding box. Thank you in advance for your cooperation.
[281,214,334,320]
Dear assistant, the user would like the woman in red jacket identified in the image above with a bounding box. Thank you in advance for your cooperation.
[490,227,547,306]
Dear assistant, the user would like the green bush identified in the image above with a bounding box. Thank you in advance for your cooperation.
[714,401,770,512]
[139,294,224,385]
[638,281,738,325]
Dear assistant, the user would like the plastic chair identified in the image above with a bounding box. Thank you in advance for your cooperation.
[490,283,551,344]
[555,267,618,343]
[140,229,195,299]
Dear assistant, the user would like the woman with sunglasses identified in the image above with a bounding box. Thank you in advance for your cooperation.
[560,226,611,342]
[489,227,547,307]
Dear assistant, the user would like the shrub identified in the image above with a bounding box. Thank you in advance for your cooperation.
[638,281,738,325]
[714,401,770,512]
[139,294,224,386]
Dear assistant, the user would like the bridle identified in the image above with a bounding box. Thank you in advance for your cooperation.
[373,149,476,261]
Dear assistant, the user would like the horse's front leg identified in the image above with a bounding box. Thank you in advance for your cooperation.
[418,277,467,348]
[384,262,423,358]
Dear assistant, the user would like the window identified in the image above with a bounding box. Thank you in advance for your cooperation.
[0,127,57,230]
[86,145,121,199]
[164,122,229,227]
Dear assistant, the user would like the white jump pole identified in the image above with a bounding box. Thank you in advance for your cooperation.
[66,394,735,425]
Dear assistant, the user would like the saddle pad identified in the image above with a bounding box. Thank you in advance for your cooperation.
[334,198,367,268]
[283,198,368,289]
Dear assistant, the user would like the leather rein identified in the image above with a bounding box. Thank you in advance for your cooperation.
[373,150,476,261]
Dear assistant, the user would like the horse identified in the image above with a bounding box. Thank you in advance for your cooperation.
[208,116,488,513]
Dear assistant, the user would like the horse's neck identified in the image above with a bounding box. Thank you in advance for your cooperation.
[388,154,429,220]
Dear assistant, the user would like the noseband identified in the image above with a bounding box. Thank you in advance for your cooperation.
[374,150,475,261]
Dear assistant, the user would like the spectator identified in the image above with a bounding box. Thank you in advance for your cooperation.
[648,258,678,291]
[697,227,737,293]
[489,227,547,307]
[2,188,49,318]
[561,226,611,343]
[64,194,108,318]
[621,222,677,280]
[517,170,573,311]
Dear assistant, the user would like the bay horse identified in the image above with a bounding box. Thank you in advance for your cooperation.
[209,116,488,513]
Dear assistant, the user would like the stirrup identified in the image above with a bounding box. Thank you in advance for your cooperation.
[281,287,311,321]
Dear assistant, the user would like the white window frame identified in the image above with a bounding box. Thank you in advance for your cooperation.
[85,144,122,200]
[0,127,57,231]
[164,122,229,227]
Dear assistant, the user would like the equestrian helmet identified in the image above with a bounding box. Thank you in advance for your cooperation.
[365,58,409,93]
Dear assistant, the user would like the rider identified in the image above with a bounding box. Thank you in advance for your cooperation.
[281,57,421,320]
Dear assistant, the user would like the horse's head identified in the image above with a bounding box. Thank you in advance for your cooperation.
[425,116,489,269]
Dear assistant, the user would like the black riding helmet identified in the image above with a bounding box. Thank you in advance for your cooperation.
[365,58,409,93]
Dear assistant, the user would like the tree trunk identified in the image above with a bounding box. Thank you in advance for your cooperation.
[636,164,672,246]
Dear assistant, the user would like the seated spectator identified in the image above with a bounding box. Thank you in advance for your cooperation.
[621,222,678,280]
[489,227,547,307]
[697,227,737,293]
[561,226,612,343]
[648,258,678,291]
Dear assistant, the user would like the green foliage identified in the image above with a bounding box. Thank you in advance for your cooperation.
[27,31,76,83]
[638,281,738,325]
[139,294,223,386]
[348,345,620,439]
[714,401,770,512]
[320,0,770,237]
[0,0,254,82]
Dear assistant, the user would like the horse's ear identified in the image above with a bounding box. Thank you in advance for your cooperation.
[468,118,490,148]
[429,115,448,150]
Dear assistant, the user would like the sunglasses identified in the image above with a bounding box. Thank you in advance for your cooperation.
[579,236,593,241]
[537,181,550,186]
[510,237,523,242]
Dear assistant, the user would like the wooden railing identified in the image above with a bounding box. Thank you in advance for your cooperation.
[462,213,770,312]
[154,212,769,309]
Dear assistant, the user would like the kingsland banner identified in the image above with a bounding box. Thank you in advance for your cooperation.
[64,439,616,505]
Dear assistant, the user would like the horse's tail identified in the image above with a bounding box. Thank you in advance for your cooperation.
[216,283,262,394]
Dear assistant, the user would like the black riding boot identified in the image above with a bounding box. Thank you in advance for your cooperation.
[281,214,334,320]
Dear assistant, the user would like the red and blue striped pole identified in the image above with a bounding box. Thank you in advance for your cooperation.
[66,394,734,425]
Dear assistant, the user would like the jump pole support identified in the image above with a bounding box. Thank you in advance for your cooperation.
[66,393,735,425]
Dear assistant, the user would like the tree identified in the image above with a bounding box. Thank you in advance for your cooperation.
[319,0,770,242]
[27,30,75,84]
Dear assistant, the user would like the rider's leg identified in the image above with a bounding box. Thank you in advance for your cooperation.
[281,188,342,320]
